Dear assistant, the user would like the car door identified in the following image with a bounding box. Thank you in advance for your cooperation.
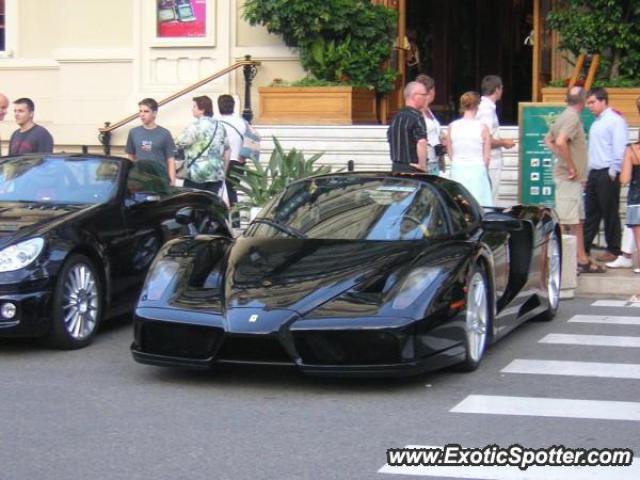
[116,160,187,308]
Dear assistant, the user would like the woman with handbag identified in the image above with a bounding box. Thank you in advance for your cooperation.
[176,95,229,196]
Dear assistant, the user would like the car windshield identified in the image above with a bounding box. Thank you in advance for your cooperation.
[0,156,121,205]
[245,176,447,241]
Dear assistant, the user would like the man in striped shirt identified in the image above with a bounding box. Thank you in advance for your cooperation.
[387,81,428,173]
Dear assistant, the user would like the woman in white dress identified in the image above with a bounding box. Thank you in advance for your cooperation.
[446,91,492,206]
[415,74,444,175]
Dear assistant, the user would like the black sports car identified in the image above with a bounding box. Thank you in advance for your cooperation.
[131,173,561,376]
[0,154,229,349]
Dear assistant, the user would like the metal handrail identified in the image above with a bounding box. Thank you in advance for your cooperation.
[98,55,260,154]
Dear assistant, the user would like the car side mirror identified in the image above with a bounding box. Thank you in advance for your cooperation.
[129,191,161,205]
[175,206,194,225]
[482,212,523,232]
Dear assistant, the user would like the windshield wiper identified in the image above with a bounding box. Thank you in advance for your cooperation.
[251,218,307,238]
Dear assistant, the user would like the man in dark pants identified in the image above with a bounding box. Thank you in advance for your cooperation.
[583,87,629,262]
[216,94,247,229]
[387,81,428,173]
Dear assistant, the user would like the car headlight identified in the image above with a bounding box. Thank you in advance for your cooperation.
[392,266,441,309]
[142,259,180,301]
[0,238,45,273]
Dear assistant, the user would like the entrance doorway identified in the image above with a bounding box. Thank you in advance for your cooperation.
[405,0,533,124]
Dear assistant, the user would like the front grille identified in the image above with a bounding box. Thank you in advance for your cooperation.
[140,321,222,359]
[217,335,293,364]
[294,330,403,365]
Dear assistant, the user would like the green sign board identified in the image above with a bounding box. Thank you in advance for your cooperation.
[518,103,594,207]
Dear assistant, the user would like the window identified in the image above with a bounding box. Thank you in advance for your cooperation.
[0,0,5,52]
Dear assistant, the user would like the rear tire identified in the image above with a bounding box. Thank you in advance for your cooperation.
[536,230,561,321]
[458,264,491,372]
[45,254,103,349]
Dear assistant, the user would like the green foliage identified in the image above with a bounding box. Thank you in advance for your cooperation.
[243,0,398,94]
[231,136,333,208]
[547,0,640,83]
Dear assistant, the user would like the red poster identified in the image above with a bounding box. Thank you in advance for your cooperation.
[157,0,206,38]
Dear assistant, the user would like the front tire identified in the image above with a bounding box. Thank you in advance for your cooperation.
[46,254,103,349]
[459,264,491,372]
[536,230,561,321]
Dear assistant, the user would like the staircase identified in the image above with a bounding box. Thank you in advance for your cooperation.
[255,124,520,207]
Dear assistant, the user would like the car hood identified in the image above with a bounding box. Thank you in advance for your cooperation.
[0,202,89,247]
[225,237,428,315]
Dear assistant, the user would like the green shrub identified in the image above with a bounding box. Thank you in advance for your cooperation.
[547,0,640,84]
[243,0,398,94]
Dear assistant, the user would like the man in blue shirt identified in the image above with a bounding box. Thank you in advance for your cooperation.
[583,87,629,263]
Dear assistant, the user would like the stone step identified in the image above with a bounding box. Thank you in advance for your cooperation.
[576,267,640,298]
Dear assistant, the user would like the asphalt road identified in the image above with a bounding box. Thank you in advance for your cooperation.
[1,297,639,480]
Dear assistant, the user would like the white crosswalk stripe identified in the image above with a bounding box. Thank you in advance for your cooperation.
[568,314,640,326]
[591,300,640,308]
[501,359,640,379]
[450,395,640,421]
[539,333,640,348]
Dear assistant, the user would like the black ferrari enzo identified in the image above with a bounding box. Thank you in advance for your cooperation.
[131,173,561,376]
[0,154,229,349]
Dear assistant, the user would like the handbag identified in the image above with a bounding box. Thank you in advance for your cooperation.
[219,119,261,164]
[175,123,218,180]
[239,122,261,163]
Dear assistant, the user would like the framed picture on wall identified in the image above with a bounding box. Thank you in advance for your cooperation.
[154,0,215,47]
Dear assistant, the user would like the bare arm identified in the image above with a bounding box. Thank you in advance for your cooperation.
[620,146,634,185]
[416,138,428,172]
[491,137,515,149]
[223,148,231,173]
[481,125,491,167]
[167,157,176,186]
[545,132,577,180]
[445,126,453,162]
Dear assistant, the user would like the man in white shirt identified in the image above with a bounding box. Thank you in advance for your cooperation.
[216,94,248,228]
[476,75,515,204]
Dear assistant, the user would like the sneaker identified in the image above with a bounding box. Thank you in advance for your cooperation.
[595,251,617,263]
[606,255,633,268]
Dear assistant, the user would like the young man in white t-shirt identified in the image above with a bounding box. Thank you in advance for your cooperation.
[216,94,248,228]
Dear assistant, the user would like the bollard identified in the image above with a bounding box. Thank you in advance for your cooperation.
[560,234,577,299]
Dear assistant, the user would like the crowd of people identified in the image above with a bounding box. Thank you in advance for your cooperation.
[387,74,515,206]
[0,92,249,227]
[387,77,640,278]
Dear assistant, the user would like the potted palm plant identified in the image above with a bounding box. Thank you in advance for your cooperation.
[231,136,333,219]
[243,0,397,124]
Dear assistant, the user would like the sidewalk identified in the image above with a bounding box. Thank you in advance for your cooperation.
[577,266,640,299]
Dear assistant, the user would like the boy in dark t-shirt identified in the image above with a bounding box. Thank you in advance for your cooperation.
[126,98,176,185]
[8,97,54,155]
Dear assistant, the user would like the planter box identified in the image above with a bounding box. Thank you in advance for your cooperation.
[542,87,640,126]
[258,86,378,125]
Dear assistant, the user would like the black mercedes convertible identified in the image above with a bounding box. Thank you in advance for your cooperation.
[0,154,229,349]
[131,173,561,376]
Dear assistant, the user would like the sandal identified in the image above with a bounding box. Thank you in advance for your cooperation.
[630,294,640,303]
[577,261,607,274]
[634,268,640,274]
